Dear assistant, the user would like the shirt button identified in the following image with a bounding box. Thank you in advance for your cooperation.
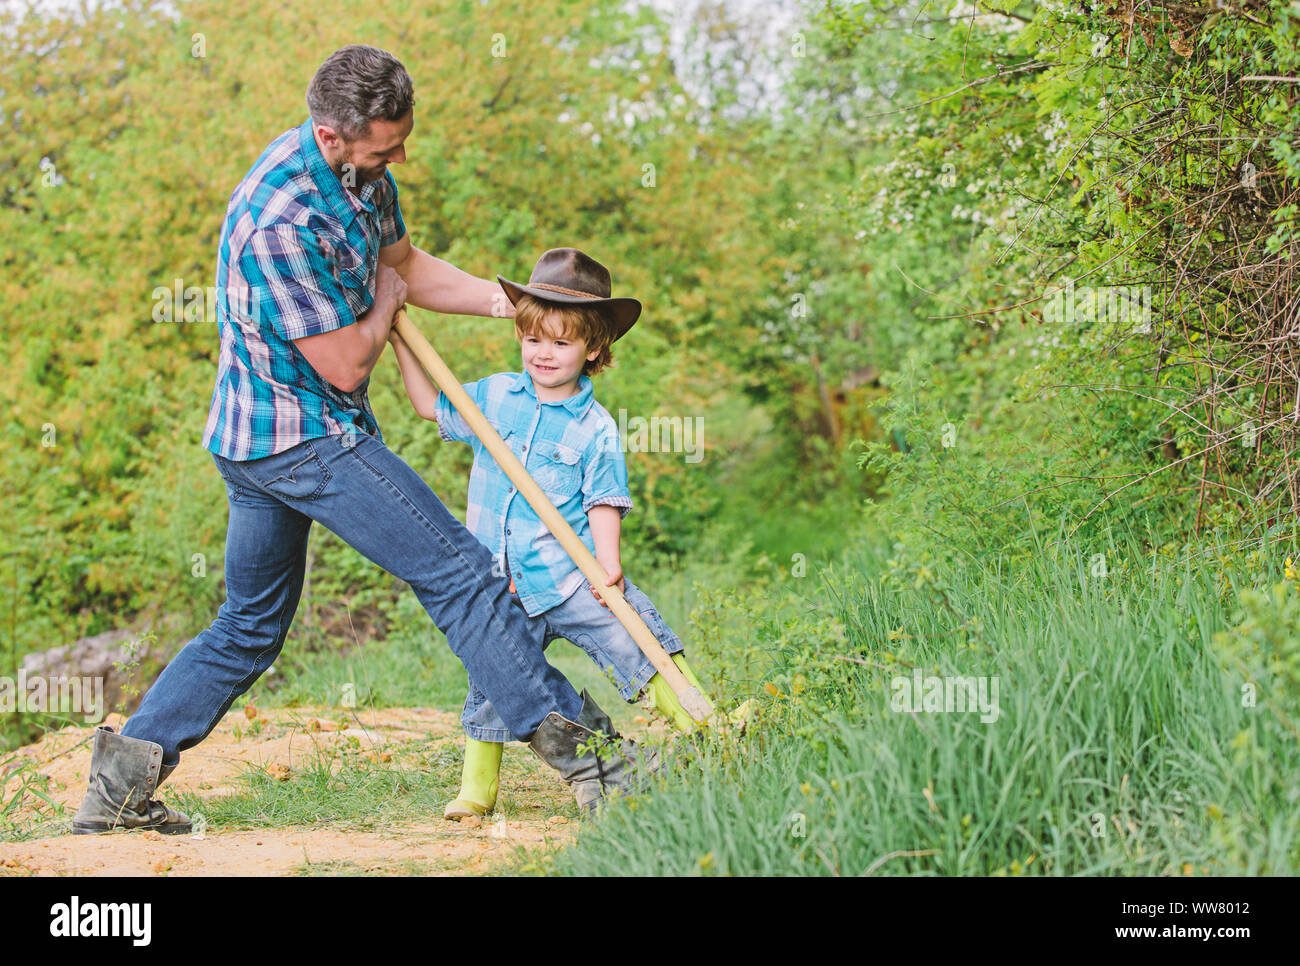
[506,528,511,535]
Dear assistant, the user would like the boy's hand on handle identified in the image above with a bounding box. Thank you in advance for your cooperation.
[592,560,625,608]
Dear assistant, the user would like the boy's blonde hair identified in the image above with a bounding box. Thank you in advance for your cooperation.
[513,294,616,376]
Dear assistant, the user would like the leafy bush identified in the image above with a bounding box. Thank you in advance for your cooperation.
[550,527,1299,876]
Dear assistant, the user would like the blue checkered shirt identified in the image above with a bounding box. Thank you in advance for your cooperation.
[202,118,407,460]
[434,372,633,616]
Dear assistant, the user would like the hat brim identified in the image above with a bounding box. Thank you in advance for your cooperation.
[497,275,641,343]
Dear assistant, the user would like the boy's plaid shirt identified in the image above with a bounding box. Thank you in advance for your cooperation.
[202,118,406,460]
[434,371,633,616]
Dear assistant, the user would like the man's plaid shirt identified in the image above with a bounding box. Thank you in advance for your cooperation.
[202,118,406,460]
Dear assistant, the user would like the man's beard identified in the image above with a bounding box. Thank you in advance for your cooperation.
[339,145,387,185]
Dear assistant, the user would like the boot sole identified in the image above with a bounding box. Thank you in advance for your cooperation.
[72,822,192,836]
[442,799,492,821]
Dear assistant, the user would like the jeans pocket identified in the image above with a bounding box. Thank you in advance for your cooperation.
[257,444,333,501]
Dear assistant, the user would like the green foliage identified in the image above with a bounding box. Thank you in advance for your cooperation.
[0,0,837,670]
[1207,574,1300,869]
[807,0,1300,541]
[1213,573,1300,757]
[551,528,1299,876]
[0,752,68,843]
[541,0,1300,878]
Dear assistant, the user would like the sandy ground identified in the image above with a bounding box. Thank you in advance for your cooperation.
[0,707,574,876]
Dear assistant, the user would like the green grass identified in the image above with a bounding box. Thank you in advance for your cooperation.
[1,752,71,843]
[293,856,459,876]
[251,592,469,712]
[541,529,1300,876]
[169,739,580,836]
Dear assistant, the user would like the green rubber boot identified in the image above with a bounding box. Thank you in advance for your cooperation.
[648,653,706,732]
[444,738,503,821]
[673,652,704,689]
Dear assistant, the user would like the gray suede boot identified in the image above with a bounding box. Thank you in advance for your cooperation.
[528,689,661,815]
[71,726,191,835]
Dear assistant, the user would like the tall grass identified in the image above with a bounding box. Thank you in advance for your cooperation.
[544,529,1298,875]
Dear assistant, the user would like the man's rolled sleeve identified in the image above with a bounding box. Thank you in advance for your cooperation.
[581,427,633,517]
[248,224,355,342]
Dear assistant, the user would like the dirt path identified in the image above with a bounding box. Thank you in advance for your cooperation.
[0,707,575,876]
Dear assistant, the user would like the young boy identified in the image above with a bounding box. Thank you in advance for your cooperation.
[388,248,706,819]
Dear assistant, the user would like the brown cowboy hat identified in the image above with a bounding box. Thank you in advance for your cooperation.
[497,248,641,342]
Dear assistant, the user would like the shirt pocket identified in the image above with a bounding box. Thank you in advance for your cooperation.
[337,249,372,311]
[319,230,371,312]
[531,442,582,503]
[338,244,370,286]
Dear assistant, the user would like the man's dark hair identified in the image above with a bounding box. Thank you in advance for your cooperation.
[306,45,415,141]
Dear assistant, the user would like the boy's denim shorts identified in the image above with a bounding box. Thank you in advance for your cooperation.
[461,576,684,742]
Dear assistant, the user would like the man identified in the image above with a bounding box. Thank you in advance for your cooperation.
[73,44,651,834]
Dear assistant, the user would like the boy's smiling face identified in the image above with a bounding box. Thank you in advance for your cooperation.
[521,311,601,400]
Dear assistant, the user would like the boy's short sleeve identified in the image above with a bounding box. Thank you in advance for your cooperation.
[581,422,633,517]
[433,379,484,443]
[377,171,407,247]
[247,223,356,342]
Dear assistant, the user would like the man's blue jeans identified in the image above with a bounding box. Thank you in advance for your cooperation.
[122,433,583,767]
